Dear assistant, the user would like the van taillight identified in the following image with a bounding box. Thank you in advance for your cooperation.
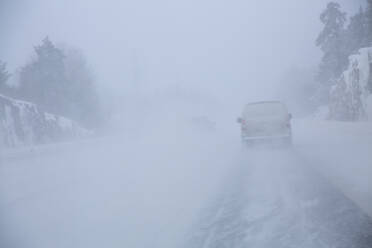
[241,120,247,131]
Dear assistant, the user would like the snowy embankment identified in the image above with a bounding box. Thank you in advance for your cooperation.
[0,94,91,149]
[294,118,372,217]
[329,47,372,121]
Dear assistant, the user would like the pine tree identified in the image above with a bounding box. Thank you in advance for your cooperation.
[18,37,69,115]
[18,37,102,128]
[316,2,348,103]
[345,6,368,54]
[366,0,372,45]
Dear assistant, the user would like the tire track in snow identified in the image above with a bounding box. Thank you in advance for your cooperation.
[185,149,372,248]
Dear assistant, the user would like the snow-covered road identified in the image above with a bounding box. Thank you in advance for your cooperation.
[0,132,234,248]
[186,149,372,248]
[0,119,371,248]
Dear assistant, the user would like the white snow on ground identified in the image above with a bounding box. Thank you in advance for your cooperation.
[294,118,372,217]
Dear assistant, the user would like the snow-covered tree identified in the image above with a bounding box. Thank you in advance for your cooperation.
[316,2,348,103]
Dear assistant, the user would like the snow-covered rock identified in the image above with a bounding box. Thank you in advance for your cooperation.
[0,94,91,148]
[329,47,372,121]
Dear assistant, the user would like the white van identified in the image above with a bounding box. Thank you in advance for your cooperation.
[237,101,292,146]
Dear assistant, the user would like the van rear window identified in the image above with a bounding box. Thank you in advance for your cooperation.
[243,102,287,118]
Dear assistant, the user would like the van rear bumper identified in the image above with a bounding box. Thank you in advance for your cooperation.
[242,134,291,140]
[242,134,292,146]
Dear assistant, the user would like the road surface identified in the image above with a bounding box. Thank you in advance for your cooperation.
[185,149,372,248]
[0,130,371,248]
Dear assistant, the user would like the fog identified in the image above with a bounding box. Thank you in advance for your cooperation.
[1,0,372,248]
[1,0,362,102]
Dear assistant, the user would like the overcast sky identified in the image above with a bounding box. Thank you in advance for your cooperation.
[0,0,365,103]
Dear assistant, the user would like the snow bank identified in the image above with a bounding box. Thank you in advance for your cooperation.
[0,94,91,148]
[294,118,372,217]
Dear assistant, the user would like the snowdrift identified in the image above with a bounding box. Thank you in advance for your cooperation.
[0,94,91,148]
